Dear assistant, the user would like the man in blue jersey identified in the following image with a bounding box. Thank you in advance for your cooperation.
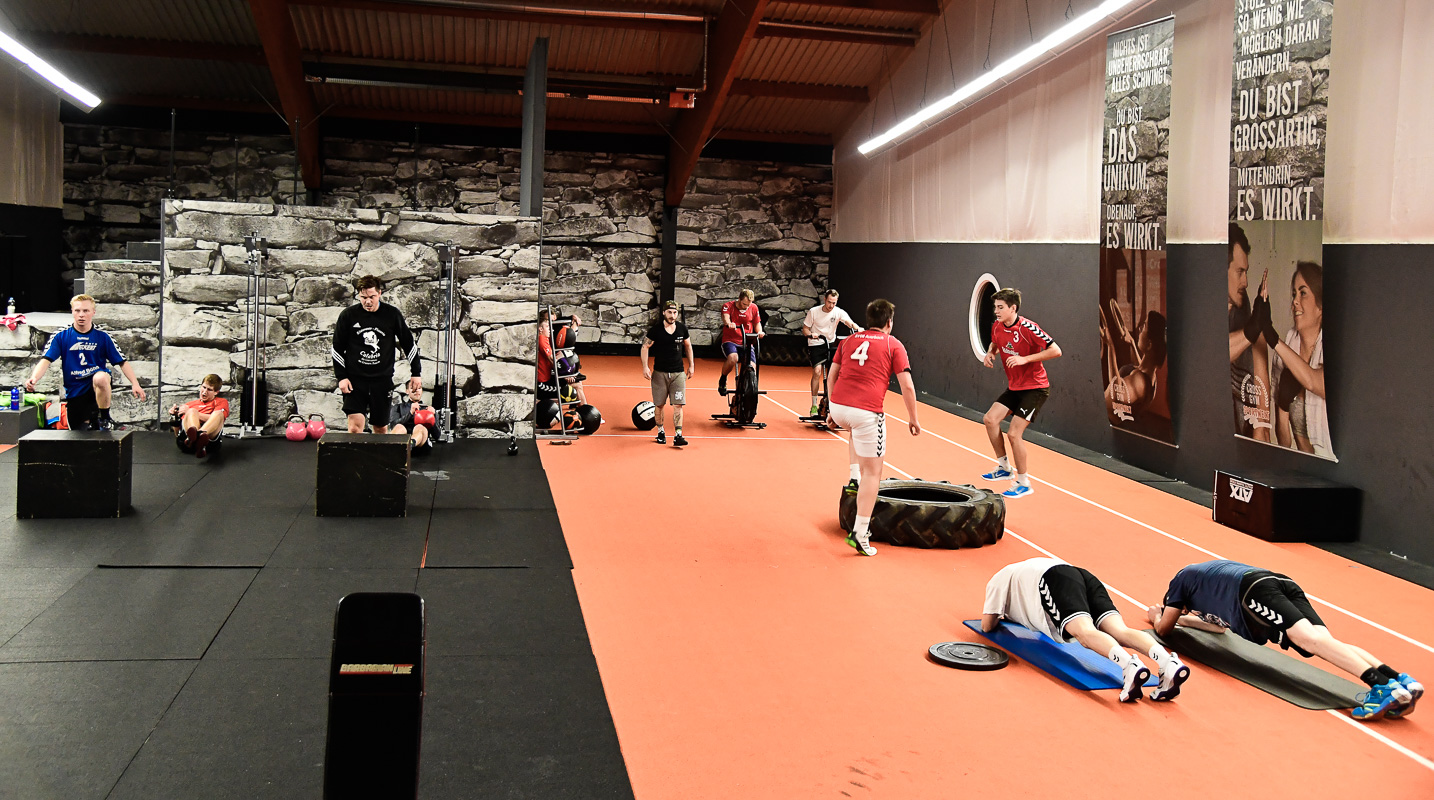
[1150,559,1422,721]
[25,294,147,430]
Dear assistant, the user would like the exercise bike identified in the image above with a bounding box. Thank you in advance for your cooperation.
[712,331,766,429]
[798,333,846,432]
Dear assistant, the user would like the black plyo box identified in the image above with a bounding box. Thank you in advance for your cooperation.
[17,430,133,518]
[316,432,410,517]
[1213,469,1360,543]
[0,407,40,444]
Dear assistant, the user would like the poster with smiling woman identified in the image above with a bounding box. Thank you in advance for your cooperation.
[1232,220,1335,461]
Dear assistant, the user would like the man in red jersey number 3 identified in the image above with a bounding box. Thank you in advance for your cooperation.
[981,288,1062,499]
[826,299,921,556]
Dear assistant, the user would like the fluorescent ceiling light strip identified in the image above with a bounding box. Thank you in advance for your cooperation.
[0,29,102,110]
[859,0,1139,155]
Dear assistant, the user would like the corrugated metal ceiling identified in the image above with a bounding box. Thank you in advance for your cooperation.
[0,0,260,46]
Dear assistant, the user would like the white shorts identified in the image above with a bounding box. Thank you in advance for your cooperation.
[829,402,885,458]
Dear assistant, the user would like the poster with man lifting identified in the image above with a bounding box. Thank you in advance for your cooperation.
[1228,0,1335,460]
[1099,17,1174,444]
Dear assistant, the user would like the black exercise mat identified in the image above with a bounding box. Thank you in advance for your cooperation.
[422,509,571,568]
[129,464,209,510]
[0,659,197,800]
[430,468,556,511]
[0,566,92,644]
[265,510,430,569]
[426,437,544,470]
[206,568,419,660]
[0,520,132,568]
[417,569,591,657]
[106,657,328,800]
[418,655,634,800]
[100,500,301,567]
[1154,627,1363,710]
[0,567,256,663]
[128,430,203,464]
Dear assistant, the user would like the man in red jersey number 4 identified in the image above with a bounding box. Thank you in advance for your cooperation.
[826,299,921,556]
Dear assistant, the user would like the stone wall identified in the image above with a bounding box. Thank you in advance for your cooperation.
[60,123,834,349]
[62,127,301,287]
[157,200,538,437]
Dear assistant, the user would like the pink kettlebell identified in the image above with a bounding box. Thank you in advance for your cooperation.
[285,414,307,441]
[306,413,327,440]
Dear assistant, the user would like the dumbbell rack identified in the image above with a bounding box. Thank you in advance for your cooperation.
[239,236,268,438]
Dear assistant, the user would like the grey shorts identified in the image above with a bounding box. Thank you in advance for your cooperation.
[651,371,687,406]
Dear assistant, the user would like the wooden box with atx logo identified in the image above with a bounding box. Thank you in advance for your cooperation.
[1213,469,1360,543]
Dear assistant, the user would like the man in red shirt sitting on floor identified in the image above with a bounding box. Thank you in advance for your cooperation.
[825,299,922,557]
[169,373,229,459]
[981,288,1062,499]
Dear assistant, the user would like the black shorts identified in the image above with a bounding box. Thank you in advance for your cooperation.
[66,388,99,430]
[995,388,1050,423]
[807,344,834,367]
[1239,570,1324,656]
[1039,565,1119,640]
[342,378,392,423]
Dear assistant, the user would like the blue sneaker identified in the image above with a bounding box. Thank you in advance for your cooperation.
[1384,674,1423,719]
[1352,680,1407,721]
[1002,483,1034,499]
[981,467,1014,480]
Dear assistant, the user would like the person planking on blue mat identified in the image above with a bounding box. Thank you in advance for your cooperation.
[1150,559,1423,721]
[985,557,1190,702]
[26,293,147,431]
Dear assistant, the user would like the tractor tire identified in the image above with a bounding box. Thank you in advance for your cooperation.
[838,479,1005,549]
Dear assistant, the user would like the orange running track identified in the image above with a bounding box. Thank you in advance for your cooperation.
[542,355,1434,799]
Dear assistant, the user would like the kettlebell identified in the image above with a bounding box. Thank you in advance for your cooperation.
[285,414,307,441]
[306,413,327,440]
[412,407,437,430]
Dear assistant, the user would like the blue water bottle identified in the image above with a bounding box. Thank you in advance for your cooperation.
[10,387,19,411]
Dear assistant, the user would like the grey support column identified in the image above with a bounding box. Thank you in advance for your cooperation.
[519,38,548,218]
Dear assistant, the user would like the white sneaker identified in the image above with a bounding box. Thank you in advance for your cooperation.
[1120,659,1151,702]
[981,467,1014,480]
[845,530,877,556]
[1151,655,1191,702]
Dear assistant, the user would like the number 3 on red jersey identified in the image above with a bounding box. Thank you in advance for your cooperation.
[849,341,870,366]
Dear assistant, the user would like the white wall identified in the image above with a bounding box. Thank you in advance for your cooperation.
[834,0,1434,245]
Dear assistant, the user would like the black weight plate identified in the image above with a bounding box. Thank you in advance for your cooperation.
[928,641,1009,670]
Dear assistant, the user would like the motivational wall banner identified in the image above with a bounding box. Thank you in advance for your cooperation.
[1099,17,1175,445]
[1227,0,1336,460]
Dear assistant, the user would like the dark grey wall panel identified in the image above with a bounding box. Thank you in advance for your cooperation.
[830,241,1434,566]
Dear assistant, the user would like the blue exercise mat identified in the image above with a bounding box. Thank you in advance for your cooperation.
[963,620,1158,692]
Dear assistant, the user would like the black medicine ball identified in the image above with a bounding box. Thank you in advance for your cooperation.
[631,401,657,430]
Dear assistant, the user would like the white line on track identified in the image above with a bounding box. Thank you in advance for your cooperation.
[593,433,836,442]
[596,379,1434,771]
[594,381,1434,654]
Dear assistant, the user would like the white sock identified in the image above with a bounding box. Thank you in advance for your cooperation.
[1016,473,1031,487]
[812,394,821,407]
[854,515,871,535]
[1108,646,1136,668]
[997,456,1010,471]
[1149,644,1174,669]
[849,464,861,481]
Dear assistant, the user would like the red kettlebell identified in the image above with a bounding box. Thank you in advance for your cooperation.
[285,414,307,441]
[412,407,437,430]
[306,413,327,440]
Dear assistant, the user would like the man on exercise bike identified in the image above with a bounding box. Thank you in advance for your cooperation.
[718,289,763,397]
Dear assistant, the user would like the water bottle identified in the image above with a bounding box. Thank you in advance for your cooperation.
[5,297,13,315]
[10,387,19,411]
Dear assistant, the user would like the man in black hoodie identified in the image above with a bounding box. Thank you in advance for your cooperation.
[332,275,422,433]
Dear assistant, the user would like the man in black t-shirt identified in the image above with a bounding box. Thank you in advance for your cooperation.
[640,300,695,446]
[332,275,422,433]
